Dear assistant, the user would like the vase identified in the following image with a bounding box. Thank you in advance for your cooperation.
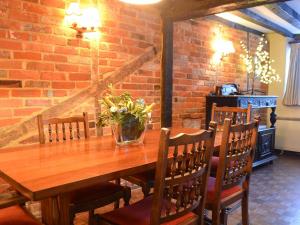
[111,115,147,146]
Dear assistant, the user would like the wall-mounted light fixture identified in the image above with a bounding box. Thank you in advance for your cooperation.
[211,25,235,66]
[65,2,100,38]
[119,0,161,5]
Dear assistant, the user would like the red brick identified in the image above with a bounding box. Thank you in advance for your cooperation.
[101,35,121,44]
[0,109,12,118]
[99,59,108,65]
[76,82,91,88]
[25,99,51,106]
[69,73,91,81]
[41,72,66,80]
[9,10,40,23]
[23,43,53,52]
[40,0,65,8]
[23,2,48,15]
[67,39,79,47]
[0,118,21,127]
[109,60,125,67]
[12,89,41,97]
[43,54,67,62]
[0,89,9,98]
[55,64,79,72]
[9,70,40,80]
[0,30,6,38]
[23,24,52,34]
[42,89,67,97]
[38,35,66,46]
[54,46,78,55]
[14,108,41,116]
[52,90,67,97]
[79,40,90,48]
[0,40,22,50]
[24,80,50,88]
[0,99,23,107]
[79,65,91,73]
[122,83,153,90]
[14,52,42,60]
[8,31,32,41]
[99,51,117,59]
[26,62,54,71]
[52,81,75,89]
[0,61,22,69]
[80,49,91,57]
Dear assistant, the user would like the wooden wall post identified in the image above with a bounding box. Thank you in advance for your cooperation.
[161,16,173,128]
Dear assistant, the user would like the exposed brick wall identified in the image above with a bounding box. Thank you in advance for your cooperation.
[0,0,160,141]
[0,0,266,147]
[172,19,267,127]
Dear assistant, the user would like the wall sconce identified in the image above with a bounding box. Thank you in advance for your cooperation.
[65,2,100,38]
[211,26,235,66]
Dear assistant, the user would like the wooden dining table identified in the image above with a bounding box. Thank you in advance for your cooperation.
[0,128,222,225]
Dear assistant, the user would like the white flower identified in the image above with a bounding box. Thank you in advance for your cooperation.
[136,98,145,106]
[110,106,118,113]
[118,107,127,113]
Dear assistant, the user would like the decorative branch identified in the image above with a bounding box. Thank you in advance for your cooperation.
[240,35,280,94]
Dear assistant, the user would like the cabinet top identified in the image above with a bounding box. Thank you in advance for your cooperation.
[207,95,278,98]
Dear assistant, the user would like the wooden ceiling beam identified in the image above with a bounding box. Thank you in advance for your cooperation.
[265,3,300,29]
[208,15,264,36]
[159,0,289,22]
[232,9,294,37]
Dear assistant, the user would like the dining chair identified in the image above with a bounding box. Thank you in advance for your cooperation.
[37,112,131,225]
[211,103,252,132]
[0,188,41,225]
[97,122,217,225]
[210,103,252,176]
[126,104,253,197]
[205,118,259,225]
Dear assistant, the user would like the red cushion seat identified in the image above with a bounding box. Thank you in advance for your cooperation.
[0,205,40,225]
[100,196,198,225]
[211,156,219,170]
[206,177,242,203]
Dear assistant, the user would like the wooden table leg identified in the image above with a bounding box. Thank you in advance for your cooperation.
[41,194,71,225]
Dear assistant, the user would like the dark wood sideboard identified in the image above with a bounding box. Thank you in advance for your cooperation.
[206,95,278,168]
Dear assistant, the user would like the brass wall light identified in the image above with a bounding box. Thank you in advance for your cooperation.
[65,2,100,38]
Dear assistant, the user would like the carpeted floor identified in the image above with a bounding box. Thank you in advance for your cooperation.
[27,153,300,225]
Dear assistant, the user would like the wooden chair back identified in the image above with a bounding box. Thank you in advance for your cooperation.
[215,119,259,198]
[150,122,217,225]
[211,103,252,131]
[37,112,90,144]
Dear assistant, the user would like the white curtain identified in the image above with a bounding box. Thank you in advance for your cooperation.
[283,44,300,106]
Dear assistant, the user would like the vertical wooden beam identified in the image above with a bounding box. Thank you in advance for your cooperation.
[161,16,173,128]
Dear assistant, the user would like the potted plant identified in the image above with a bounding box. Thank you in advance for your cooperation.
[97,84,154,146]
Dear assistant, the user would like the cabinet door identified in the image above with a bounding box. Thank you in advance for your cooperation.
[256,128,275,160]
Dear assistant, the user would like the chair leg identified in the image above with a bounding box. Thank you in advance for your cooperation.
[88,210,95,225]
[242,192,249,225]
[141,184,151,198]
[123,187,131,206]
[220,209,228,225]
[114,200,120,209]
[212,207,220,225]
[69,213,75,225]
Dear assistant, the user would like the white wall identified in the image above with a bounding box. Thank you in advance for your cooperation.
[267,33,300,152]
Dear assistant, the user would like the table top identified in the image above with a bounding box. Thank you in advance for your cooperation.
[0,128,222,201]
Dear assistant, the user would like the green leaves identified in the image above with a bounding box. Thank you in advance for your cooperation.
[97,84,154,128]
